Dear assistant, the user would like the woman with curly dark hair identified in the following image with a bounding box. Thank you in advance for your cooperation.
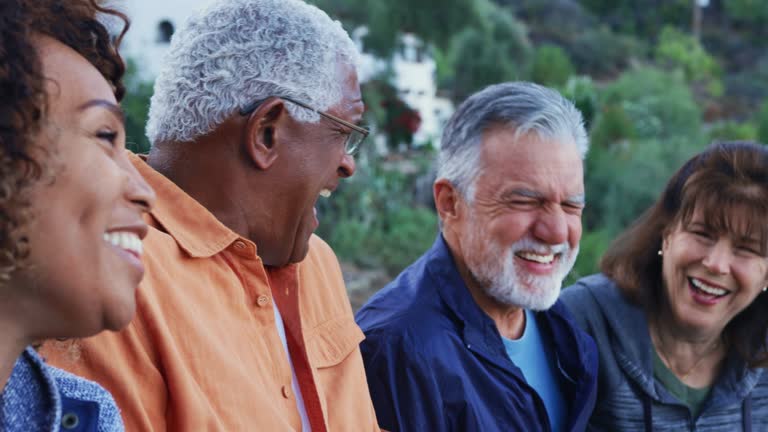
[0,0,155,429]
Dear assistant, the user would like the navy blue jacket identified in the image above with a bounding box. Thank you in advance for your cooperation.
[356,235,598,432]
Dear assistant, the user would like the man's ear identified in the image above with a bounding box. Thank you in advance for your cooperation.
[243,97,286,170]
[434,179,462,224]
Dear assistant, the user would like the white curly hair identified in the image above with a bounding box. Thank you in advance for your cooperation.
[146,0,359,145]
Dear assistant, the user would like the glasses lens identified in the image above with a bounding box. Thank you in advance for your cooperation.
[345,130,364,155]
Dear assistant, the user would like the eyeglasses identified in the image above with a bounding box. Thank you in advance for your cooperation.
[240,95,369,155]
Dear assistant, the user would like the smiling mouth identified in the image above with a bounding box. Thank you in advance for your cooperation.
[515,251,558,265]
[312,189,334,227]
[103,231,143,257]
[689,277,731,298]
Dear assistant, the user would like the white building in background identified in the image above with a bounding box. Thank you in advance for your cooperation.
[393,36,454,147]
[116,1,453,146]
[116,0,216,81]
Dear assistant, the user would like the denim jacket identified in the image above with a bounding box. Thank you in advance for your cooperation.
[0,347,123,432]
[561,274,768,432]
[356,235,598,432]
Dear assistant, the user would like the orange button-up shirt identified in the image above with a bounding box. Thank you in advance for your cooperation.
[43,153,379,431]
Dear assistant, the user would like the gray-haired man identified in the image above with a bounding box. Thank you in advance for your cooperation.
[356,82,598,431]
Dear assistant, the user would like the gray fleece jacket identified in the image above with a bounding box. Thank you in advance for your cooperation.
[560,274,768,432]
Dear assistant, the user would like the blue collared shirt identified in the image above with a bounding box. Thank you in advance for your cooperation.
[356,235,598,432]
[0,347,123,432]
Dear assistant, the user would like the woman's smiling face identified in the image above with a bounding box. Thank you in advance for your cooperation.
[661,207,768,337]
[10,36,155,339]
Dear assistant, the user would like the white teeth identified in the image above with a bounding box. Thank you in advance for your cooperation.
[691,278,728,296]
[319,189,332,198]
[103,231,143,257]
[516,251,555,264]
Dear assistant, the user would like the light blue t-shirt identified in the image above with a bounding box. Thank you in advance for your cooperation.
[502,309,566,432]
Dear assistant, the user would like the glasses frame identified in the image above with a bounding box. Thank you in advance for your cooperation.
[239,95,369,155]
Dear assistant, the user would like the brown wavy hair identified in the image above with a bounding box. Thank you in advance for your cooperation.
[602,141,768,367]
[0,0,129,283]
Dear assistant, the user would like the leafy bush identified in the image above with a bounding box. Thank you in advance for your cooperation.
[531,44,575,87]
[589,105,636,149]
[506,0,596,42]
[591,67,703,148]
[724,0,768,25]
[441,3,531,103]
[122,60,154,154]
[317,149,438,275]
[758,100,768,144]
[561,76,598,129]
[584,67,705,247]
[566,228,613,285]
[368,206,438,274]
[584,136,705,235]
[708,121,757,142]
[655,26,723,98]
[328,220,372,266]
[580,0,690,39]
[324,0,484,57]
[722,54,768,120]
[569,26,646,78]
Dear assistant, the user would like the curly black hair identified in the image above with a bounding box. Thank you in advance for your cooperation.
[0,0,129,283]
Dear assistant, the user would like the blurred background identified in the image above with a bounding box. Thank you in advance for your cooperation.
[117,0,768,309]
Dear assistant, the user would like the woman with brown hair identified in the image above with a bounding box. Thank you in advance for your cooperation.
[561,141,768,431]
[0,0,155,429]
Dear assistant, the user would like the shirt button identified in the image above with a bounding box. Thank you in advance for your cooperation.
[257,295,270,307]
[61,412,79,429]
[282,385,291,398]
[234,240,246,250]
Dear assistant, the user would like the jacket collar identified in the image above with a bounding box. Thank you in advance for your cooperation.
[424,235,599,430]
[585,274,764,404]
[425,235,596,372]
[0,348,61,431]
[424,235,502,352]
[130,152,241,258]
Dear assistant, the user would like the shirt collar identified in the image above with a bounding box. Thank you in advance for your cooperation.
[425,235,500,343]
[129,152,240,258]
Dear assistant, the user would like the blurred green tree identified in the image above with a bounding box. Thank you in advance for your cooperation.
[439,1,532,103]
[580,0,690,38]
[561,76,598,129]
[591,66,703,148]
[580,66,706,275]
[724,0,768,25]
[122,60,154,154]
[708,121,757,142]
[655,26,723,98]
[531,44,575,87]
[758,100,768,144]
[311,0,484,57]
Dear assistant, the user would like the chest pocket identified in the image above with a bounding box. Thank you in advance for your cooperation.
[307,316,365,368]
[60,396,99,432]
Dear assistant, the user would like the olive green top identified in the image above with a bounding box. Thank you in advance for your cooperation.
[652,349,711,418]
